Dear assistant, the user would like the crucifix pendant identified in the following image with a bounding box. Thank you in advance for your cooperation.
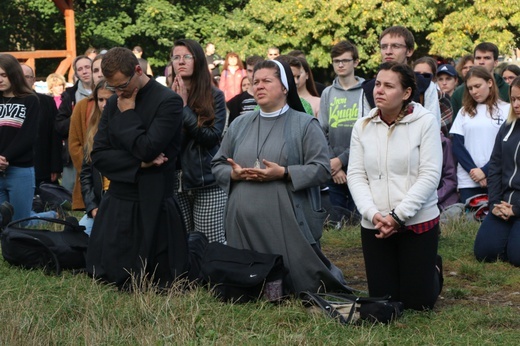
[254,158,261,169]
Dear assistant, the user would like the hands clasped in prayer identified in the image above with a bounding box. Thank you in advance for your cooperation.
[372,212,400,239]
[227,158,284,182]
[492,201,515,221]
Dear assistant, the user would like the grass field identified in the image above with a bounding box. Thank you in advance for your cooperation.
[1,217,519,345]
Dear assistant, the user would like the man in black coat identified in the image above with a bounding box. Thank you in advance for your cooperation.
[86,47,190,289]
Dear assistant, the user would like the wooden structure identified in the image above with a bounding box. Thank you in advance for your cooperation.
[0,0,76,81]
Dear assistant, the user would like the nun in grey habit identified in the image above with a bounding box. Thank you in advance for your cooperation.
[211,58,351,295]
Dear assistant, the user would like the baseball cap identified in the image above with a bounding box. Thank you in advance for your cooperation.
[437,64,457,77]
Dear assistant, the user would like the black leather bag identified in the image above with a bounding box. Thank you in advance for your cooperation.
[300,291,404,324]
[200,243,285,303]
[1,217,88,275]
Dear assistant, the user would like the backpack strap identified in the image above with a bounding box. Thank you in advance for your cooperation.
[3,231,62,275]
[6,217,86,233]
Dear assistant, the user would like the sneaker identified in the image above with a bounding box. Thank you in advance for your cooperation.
[0,201,14,229]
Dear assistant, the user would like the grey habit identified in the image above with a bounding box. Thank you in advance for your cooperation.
[212,108,350,294]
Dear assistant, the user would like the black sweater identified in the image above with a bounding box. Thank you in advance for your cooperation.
[0,93,39,167]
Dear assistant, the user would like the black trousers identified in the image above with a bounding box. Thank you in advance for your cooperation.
[361,224,441,310]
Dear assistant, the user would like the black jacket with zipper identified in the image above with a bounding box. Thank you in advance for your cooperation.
[179,86,226,190]
[80,157,104,217]
[488,120,520,216]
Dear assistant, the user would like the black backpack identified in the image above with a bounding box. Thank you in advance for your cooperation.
[1,216,88,275]
[38,183,73,210]
[200,242,286,303]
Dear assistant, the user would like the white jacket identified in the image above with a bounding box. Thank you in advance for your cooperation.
[347,102,442,229]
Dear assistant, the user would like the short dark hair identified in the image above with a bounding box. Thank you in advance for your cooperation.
[101,47,138,78]
[503,64,520,77]
[245,55,264,67]
[474,42,499,60]
[287,50,306,58]
[132,46,143,53]
[331,40,359,60]
[276,55,302,69]
[380,26,415,51]
[413,56,437,75]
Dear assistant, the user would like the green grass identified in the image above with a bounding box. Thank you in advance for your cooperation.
[1,217,519,345]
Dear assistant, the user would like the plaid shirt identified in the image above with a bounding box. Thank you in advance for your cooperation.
[406,216,440,234]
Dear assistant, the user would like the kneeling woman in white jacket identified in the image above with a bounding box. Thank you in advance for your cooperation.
[348,62,443,311]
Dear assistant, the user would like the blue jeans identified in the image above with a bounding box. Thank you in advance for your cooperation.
[25,210,58,227]
[327,180,359,223]
[474,213,520,266]
[79,213,94,236]
[0,166,35,222]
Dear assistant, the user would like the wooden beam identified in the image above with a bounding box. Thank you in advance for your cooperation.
[3,1,77,81]
[0,50,70,59]
[53,0,72,13]
[55,57,74,77]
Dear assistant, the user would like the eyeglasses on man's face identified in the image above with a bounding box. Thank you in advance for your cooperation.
[380,43,408,51]
[106,70,135,92]
[171,54,194,63]
[332,59,354,66]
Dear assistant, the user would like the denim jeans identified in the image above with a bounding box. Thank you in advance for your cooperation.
[474,213,520,266]
[25,210,59,227]
[0,166,35,222]
[326,180,359,223]
[79,213,94,236]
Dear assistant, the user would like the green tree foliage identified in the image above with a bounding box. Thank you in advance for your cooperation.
[1,0,518,76]
[427,0,520,59]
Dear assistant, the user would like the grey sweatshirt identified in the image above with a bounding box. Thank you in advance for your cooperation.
[318,76,365,168]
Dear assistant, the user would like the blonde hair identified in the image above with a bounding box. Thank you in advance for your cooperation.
[46,73,66,94]
[506,76,520,125]
[84,79,113,162]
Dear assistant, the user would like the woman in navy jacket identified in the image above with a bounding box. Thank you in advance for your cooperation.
[474,77,520,266]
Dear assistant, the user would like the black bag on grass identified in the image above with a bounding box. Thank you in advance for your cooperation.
[38,183,72,210]
[1,216,88,275]
[300,291,404,324]
[200,242,285,303]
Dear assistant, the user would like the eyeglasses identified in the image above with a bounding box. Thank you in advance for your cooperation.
[171,54,194,63]
[106,71,135,91]
[332,59,354,66]
[380,43,408,51]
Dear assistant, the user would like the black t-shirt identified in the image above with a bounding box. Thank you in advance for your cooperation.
[206,54,221,78]
[227,91,257,124]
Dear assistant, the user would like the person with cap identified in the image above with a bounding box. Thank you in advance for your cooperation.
[437,64,458,97]
[212,59,351,295]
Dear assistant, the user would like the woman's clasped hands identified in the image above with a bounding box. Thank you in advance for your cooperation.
[492,201,515,221]
[227,158,284,182]
[372,212,400,239]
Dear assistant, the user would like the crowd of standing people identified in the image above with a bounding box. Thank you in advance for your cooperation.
[0,25,519,311]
